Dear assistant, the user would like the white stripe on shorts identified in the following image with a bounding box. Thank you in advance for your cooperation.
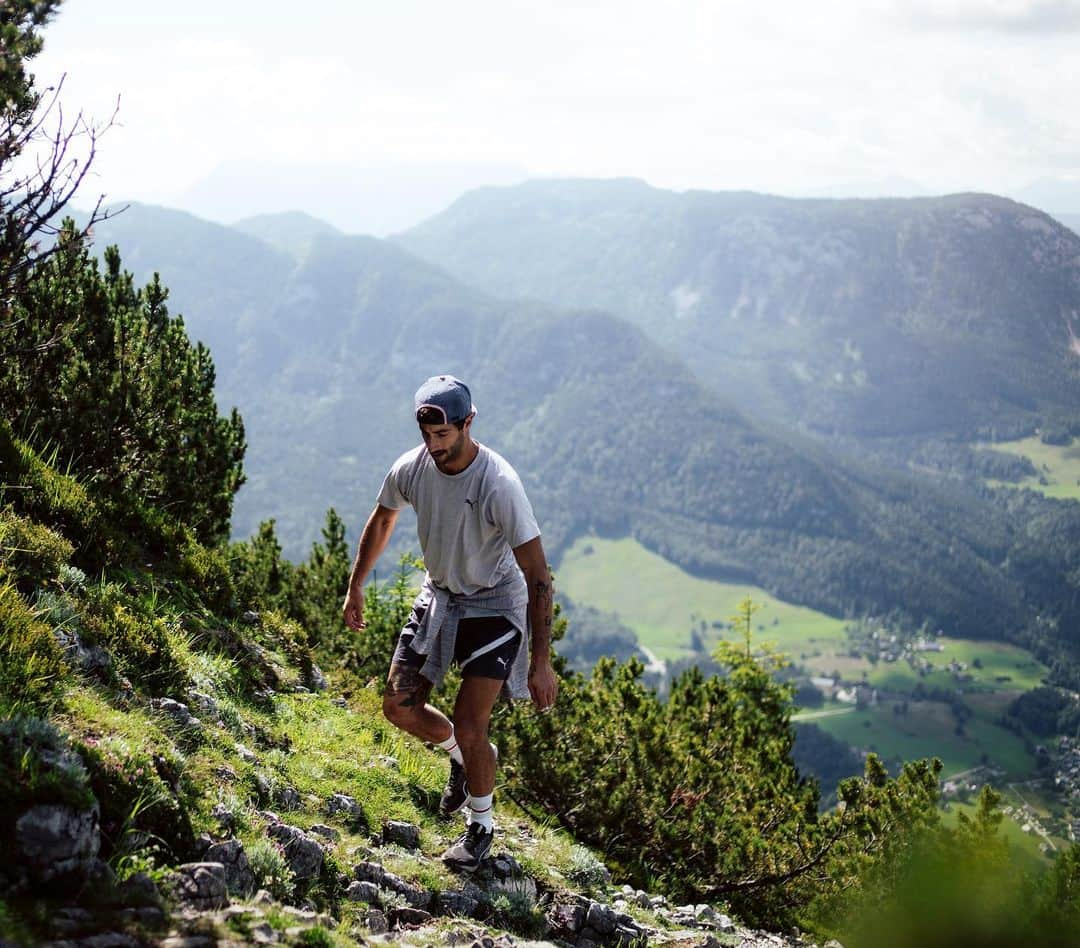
[459,628,519,669]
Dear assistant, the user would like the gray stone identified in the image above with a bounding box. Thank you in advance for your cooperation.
[345,880,381,903]
[160,937,217,948]
[388,906,432,927]
[15,803,100,884]
[204,839,255,896]
[326,792,365,826]
[77,934,142,948]
[250,922,280,944]
[274,785,301,811]
[48,906,94,936]
[613,923,646,945]
[152,698,202,731]
[366,909,388,934]
[186,690,219,716]
[548,902,586,934]
[253,888,274,904]
[718,914,734,932]
[308,664,329,691]
[266,823,324,882]
[115,870,162,907]
[354,858,430,904]
[309,823,339,841]
[823,941,845,948]
[235,742,258,763]
[438,889,481,917]
[380,820,420,850]
[585,901,617,936]
[242,611,260,625]
[168,862,228,910]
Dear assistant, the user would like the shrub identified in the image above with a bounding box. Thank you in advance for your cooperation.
[79,735,195,865]
[0,716,94,812]
[81,584,188,697]
[246,837,295,900]
[0,508,73,590]
[0,580,66,717]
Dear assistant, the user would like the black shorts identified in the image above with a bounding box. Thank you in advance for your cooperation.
[391,601,521,681]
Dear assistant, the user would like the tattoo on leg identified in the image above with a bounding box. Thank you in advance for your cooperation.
[386,665,432,709]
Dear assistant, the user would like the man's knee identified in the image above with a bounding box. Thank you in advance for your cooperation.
[453,716,489,753]
[383,664,431,729]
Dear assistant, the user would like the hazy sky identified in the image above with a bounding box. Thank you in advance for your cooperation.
[29,0,1080,230]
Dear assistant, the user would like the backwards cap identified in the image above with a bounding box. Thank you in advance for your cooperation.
[414,375,476,425]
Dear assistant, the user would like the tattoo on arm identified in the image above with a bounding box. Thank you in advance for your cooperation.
[534,579,553,628]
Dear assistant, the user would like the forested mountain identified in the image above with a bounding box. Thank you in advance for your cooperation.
[396,180,1080,440]
[233,211,343,260]
[81,206,1080,667]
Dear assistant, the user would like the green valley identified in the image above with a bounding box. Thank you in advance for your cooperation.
[985,435,1080,501]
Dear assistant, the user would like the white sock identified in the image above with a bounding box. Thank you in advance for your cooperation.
[437,728,464,765]
[468,793,494,832]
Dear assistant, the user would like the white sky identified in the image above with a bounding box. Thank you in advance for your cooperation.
[28,0,1080,229]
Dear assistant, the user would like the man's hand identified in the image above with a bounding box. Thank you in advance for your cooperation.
[342,586,365,630]
[528,658,558,711]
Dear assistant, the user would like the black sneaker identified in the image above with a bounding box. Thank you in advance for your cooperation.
[441,822,494,873]
[438,743,497,818]
[439,758,468,817]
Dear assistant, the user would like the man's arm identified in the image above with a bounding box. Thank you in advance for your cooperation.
[342,504,400,630]
[513,536,558,710]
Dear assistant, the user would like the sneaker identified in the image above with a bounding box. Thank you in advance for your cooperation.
[438,743,498,818]
[441,821,494,873]
[439,758,468,817]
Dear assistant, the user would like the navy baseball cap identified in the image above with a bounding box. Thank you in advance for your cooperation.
[414,375,476,424]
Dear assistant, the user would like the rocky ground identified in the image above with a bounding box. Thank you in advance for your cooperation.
[3,795,838,948]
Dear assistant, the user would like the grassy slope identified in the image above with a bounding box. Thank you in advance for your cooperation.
[985,436,1080,501]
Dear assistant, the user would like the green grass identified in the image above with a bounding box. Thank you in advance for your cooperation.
[984,435,1080,501]
[943,798,1066,872]
[556,536,848,659]
[810,700,1036,780]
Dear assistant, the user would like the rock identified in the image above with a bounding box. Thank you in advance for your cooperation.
[388,906,432,927]
[266,823,324,882]
[331,697,348,708]
[253,888,274,905]
[366,909,388,934]
[274,785,301,811]
[151,698,203,731]
[160,937,217,948]
[187,690,219,716]
[308,664,329,691]
[76,933,142,948]
[345,879,381,903]
[48,906,94,936]
[718,914,734,931]
[380,820,420,850]
[250,921,280,944]
[167,862,228,911]
[114,871,162,907]
[438,889,481,918]
[113,906,166,928]
[309,823,339,841]
[236,742,258,763]
[585,901,617,936]
[326,792,366,828]
[204,839,255,896]
[823,941,845,948]
[242,611,260,625]
[212,766,237,783]
[613,923,647,945]
[548,902,586,934]
[14,803,100,885]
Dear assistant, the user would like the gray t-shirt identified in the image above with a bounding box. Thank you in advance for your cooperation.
[376,442,540,595]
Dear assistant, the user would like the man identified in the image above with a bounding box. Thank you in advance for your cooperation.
[341,374,558,873]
